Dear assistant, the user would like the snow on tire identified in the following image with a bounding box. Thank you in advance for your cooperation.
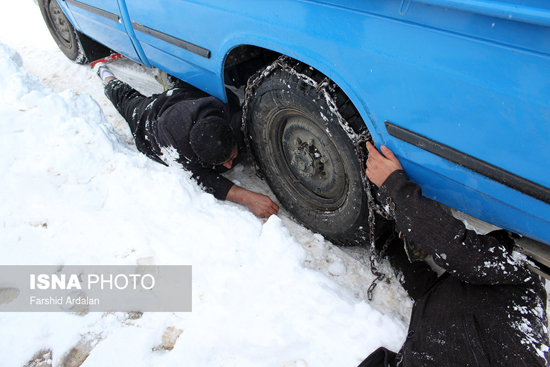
[38,0,87,64]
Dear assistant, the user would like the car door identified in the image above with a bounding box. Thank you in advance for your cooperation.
[124,0,223,98]
[64,0,144,62]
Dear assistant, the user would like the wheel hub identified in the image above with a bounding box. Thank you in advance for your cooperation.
[49,0,71,43]
[279,115,346,204]
[291,138,325,178]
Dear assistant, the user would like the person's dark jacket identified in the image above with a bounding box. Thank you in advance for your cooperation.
[133,86,245,200]
[376,170,549,366]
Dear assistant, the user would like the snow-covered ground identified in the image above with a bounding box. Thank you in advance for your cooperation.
[4,1,549,367]
[0,2,413,366]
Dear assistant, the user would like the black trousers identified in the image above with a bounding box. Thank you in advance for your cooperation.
[104,79,241,137]
[358,235,440,367]
[104,79,155,137]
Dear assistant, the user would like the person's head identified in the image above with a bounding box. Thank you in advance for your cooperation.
[190,116,237,167]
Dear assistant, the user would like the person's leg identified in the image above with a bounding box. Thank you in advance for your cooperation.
[104,79,156,135]
[382,234,439,301]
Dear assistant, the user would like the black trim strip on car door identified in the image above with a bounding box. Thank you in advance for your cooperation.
[385,121,550,205]
[65,0,120,22]
[132,22,211,59]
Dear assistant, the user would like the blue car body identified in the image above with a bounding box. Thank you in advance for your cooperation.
[57,0,550,246]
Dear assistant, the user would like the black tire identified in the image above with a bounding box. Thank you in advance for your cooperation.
[247,61,386,245]
[39,0,87,64]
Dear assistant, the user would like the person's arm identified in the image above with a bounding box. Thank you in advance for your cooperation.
[185,161,278,218]
[187,163,234,199]
[226,185,279,218]
[366,142,532,285]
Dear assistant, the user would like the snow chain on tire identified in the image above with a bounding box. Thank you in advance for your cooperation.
[242,56,393,300]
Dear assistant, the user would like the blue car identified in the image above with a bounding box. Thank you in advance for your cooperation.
[39,0,550,267]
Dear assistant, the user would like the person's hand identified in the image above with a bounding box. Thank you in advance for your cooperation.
[365,141,403,187]
[226,186,279,218]
[244,192,280,218]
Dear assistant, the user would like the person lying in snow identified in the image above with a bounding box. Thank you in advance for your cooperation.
[94,64,279,218]
[359,141,549,367]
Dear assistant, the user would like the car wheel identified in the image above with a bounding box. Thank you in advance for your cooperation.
[39,0,87,64]
[246,59,389,245]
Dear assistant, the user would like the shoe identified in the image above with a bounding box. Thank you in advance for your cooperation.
[92,61,107,76]
[90,53,122,83]
[94,64,115,83]
[89,53,123,68]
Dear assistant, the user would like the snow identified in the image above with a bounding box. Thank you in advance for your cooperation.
[0,1,410,366]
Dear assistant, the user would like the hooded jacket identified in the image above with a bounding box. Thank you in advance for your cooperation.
[132,86,244,200]
[377,170,549,367]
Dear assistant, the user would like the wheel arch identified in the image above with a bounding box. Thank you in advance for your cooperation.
[217,37,384,145]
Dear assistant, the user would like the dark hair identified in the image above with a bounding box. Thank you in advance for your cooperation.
[189,116,237,165]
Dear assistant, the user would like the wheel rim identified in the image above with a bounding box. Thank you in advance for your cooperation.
[48,0,72,46]
[270,110,348,210]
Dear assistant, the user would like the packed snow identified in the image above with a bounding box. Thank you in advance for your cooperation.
[0,1,412,366]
